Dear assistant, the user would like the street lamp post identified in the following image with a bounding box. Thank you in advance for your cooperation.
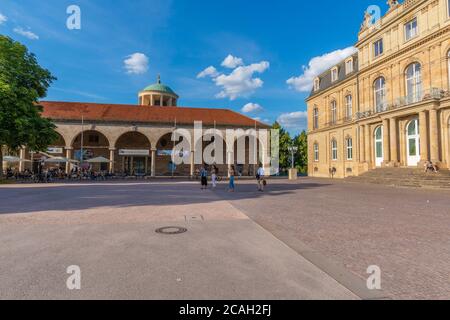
[288,146,298,169]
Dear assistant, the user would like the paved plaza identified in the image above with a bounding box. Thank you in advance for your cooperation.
[0,178,449,299]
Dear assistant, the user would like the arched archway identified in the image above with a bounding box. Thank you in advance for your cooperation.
[72,130,110,172]
[115,132,152,175]
[155,133,192,176]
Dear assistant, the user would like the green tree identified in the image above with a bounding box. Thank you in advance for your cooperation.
[271,121,292,172]
[0,35,57,178]
[293,130,308,174]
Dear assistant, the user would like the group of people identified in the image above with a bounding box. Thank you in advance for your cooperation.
[198,164,266,192]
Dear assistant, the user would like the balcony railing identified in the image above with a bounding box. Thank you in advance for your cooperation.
[356,88,448,120]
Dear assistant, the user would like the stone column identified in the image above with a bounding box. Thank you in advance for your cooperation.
[227,151,233,177]
[160,95,164,106]
[19,148,26,172]
[389,118,398,164]
[419,111,429,163]
[151,149,156,177]
[169,97,173,107]
[364,124,371,164]
[190,151,195,177]
[109,148,115,174]
[382,118,390,164]
[359,125,365,162]
[150,95,154,106]
[65,148,73,174]
[429,109,439,163]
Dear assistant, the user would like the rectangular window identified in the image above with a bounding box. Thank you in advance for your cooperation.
[313,108,319,130]
[330,101,337,125]
[405,18,418,41]
[314,79,320,91]
[314,144,319,162]
[345,95,353,119]
[373,39,383,57]
[332,142,338,161]
[331,68,338,82]
[346,139,353,160]
[345,60,353,74]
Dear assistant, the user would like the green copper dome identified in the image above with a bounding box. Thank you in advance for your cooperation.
[142,75,178,96]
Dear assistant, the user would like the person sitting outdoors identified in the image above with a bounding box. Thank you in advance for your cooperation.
[424,161,438,173]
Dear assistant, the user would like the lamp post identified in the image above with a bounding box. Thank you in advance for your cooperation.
[288,146,298,169]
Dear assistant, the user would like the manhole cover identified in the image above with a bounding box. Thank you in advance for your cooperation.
[155,226,188,235]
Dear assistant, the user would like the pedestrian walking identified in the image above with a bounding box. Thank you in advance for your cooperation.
[211,165,218,189]
[200,166,208,190]
[228,165,236,192]
[256,163,265,192]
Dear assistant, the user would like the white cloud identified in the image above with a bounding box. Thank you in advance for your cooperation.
[0,13,7,25]
[277,111,308,131]
[253,117,270,124]
[197,66,219,78]
[221,54,244,69]
[241,103,263,114]
[13,27,39,40]
[287,46,357,92]
[197,55,270,100]
[214,61,270,100]
[124,53,149,75]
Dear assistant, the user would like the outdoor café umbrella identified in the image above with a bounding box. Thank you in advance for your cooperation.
[43,157,75,163]
[3,156,31,163]
[87,157,112,163]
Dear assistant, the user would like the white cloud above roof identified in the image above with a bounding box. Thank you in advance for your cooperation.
[197,56,270,101]
[124,53,149,75]
[277,111,308,131]
[287,46,357,92]
[241,103,263,114]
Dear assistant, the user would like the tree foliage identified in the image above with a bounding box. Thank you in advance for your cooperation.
[0,35,57,177]
[271,122,308,174]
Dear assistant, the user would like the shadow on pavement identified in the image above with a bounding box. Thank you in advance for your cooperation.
[0,179,331,215]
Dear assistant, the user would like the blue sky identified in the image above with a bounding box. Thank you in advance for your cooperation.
[0,0,389,135]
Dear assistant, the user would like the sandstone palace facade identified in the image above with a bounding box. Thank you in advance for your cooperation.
[307,0,450,178]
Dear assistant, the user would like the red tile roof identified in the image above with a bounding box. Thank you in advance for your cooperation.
[39,101,269,128]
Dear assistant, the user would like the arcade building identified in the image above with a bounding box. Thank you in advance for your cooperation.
[7,76,270,177]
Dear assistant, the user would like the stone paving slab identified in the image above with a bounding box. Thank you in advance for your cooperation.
[218,178,450,300]
[0,182,357,300]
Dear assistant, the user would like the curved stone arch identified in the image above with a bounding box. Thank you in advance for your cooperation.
[150,129,180,150]
[114,131,152,150]
[372,75,386,88]
[401,59,424,77]
[53,128,70,148]
[70,128,111,148]
[373,123,383,137]
[51,131,67,147]
[370,72,388,85]
[108,128,153,150]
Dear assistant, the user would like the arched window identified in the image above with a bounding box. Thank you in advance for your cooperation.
[345,95,353,120]
[346,137,353,160]
[374,77,386,113]
[331,139,338,161]
[330,100,337,125]
[313,107,319,130]
[406,62,422,103]
[313,143,319,162]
